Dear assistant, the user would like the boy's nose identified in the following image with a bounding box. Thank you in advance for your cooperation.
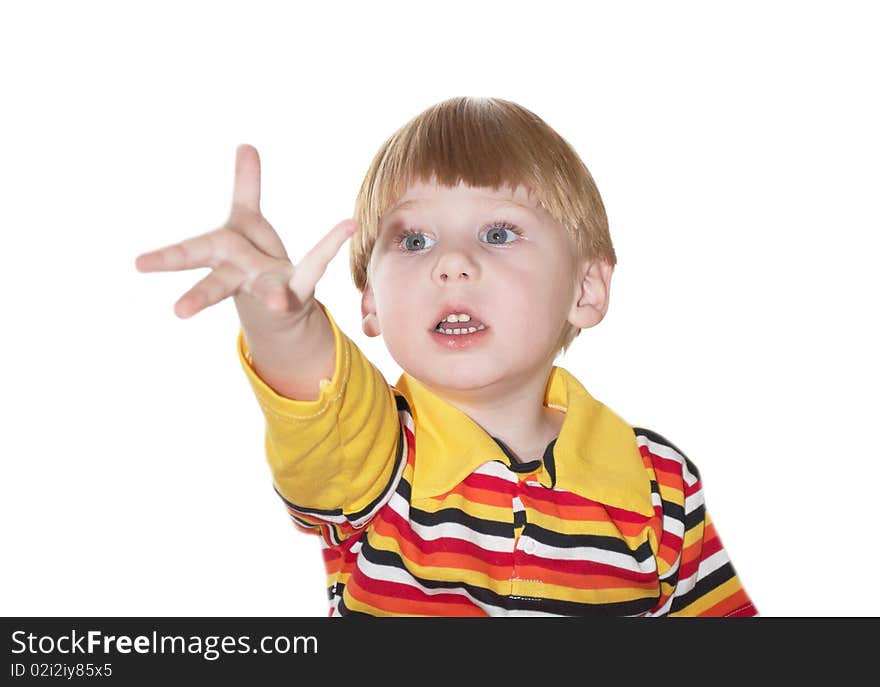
[439,271,469,281]
[433,248,479,282]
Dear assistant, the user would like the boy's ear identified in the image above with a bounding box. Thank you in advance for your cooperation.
[567,259,614,330]
[360,284,381,337]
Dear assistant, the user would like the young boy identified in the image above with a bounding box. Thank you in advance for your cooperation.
[136,97,757,617]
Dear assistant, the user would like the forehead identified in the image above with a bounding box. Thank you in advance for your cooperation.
[384,180,542,218]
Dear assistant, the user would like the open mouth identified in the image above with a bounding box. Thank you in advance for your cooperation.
[434,321,488,335]
[430,307,490,342]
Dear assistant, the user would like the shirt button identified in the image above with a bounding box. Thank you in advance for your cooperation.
[523,539,536,554]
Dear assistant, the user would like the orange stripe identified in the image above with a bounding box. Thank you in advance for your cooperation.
[433,485,512,508]
[680,537,704,571]
[700,587,754,617]
[653,467,683,494]
[345,579,487,617]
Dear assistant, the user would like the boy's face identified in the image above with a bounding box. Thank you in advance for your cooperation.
[364,179,597,397]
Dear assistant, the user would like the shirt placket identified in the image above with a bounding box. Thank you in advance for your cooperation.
[510,473,540,600]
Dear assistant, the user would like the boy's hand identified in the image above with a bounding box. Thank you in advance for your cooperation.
[134,144,356,335]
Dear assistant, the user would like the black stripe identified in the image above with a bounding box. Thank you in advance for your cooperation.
[336,595,374,617]
[506,458,541,474]
[525,523,655,563]
[396,473,412,501]
[659,564,680,587]
[409,505,513,538]
[661,498,685,524]
[289,513,320,530]
[490,436,557,476]
[543,438,557,488]
[274,484,342,517]
[513,510,526,528]
[685,502,706,531]
[395,393,411,413]
[504,593,657,617]
[669,561,737,615]
[491,437,540,472]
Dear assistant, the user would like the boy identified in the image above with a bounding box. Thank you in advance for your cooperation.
[136,97,757,617]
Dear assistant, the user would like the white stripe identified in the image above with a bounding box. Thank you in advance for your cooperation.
[637,435,685,466]
[399,407,414,430]
[473,460,520,483]
[409,519,514,553]
[387,490,411,519]
[524,537,657,575]
[674,548,731,597]
[501,607,565,617]
[695,547,731,581]
[386,490,515,553]
[682,462,699,487]
[651,491,663,509]
[663,513,685,540]
[684,488,705,515]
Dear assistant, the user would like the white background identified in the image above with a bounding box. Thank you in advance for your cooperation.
[2,1,877,617]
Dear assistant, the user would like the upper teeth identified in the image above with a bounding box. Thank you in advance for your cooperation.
[442,313,471,323]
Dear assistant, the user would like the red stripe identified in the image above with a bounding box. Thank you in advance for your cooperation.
[649,453,684,479]
[460,472,518,496]
[517,551,657,583]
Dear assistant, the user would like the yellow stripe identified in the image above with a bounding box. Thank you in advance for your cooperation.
[670,575,743,617]
[511,578,658,604]
[412,493,512,524]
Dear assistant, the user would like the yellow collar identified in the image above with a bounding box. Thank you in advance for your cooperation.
[393,367,654,517]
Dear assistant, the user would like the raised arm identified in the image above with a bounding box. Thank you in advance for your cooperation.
[136,145,402,538]
[135,143,355,401]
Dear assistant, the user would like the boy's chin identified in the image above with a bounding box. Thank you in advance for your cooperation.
[405,363,516,395]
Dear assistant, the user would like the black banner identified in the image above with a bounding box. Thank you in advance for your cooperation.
[1,617,874,682]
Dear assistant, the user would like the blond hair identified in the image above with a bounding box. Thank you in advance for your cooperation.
[350,96,615,356]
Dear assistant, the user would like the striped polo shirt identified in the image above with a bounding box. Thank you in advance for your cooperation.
[238,302,757,617]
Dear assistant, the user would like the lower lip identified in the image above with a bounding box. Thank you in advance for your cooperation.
[429,326,491,350]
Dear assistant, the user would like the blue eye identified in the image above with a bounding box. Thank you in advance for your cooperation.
[398,231,437,252]
[482,222,522,245]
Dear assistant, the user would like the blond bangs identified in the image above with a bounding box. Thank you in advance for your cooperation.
[349,96,615,356]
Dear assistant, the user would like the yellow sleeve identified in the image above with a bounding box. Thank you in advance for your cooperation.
[236,300,401,522]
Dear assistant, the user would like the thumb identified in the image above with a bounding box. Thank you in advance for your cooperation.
[288,219,357,303]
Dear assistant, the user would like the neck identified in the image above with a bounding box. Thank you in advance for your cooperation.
[415,362,566,463]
